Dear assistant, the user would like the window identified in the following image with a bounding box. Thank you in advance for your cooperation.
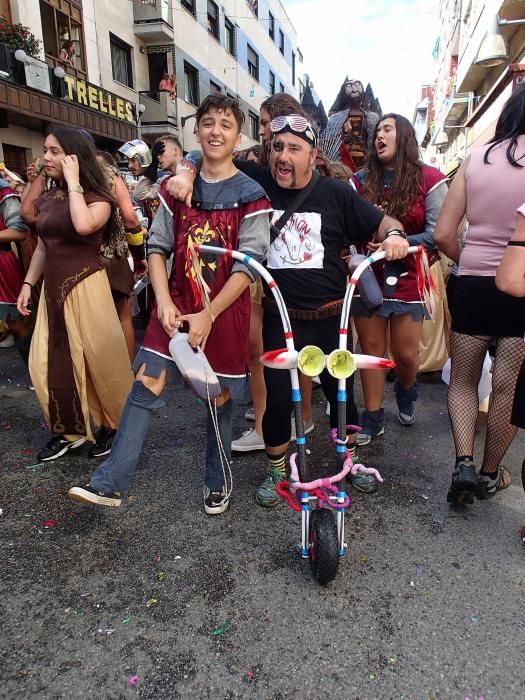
[181,0,196,17]
[269,70,275,95]
[247,0,258,17]
[207,0,219,40]
[110,33,133,88]
[298,78,305,101]
[292,51,295,86]
[247,45,259,82]
[268,11,275,40]
[39,0,86,76]
[279,82,284,93]
[279,29,284,55]
[249,112,259,141]
[225,18,235,56]
[210,80,221,94]
[184,61,199,105]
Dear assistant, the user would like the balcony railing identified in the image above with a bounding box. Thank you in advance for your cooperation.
[138,90,178,137]
[133,0,174,43]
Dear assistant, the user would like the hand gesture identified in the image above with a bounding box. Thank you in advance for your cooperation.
[157,297,181,337]
[16,285,32,317]
[61,154,80,188]
[134,258,148,280]
[381,235,409,261]
[178,309,213,351]
[166,174,194,207]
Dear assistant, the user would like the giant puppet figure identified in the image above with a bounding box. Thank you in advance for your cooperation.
[321,78,380,172]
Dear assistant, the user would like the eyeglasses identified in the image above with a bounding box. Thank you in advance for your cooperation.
[270,115,311,133]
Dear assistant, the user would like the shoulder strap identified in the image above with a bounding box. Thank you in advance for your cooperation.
[270,171,320,241]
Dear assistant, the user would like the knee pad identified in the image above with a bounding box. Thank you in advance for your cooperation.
[129,380,165,410]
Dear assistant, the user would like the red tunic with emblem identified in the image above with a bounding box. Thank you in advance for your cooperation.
[0,185,25,311]
[354,165,446,302]
[143,173,271,377]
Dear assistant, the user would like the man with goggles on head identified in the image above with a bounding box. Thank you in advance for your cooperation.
[166,106,409,505]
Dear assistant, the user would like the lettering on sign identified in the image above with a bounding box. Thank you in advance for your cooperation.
[63,75,136,124]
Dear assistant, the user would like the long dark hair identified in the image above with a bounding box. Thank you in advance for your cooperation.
[362,113,422,220]
[484,83,525,167]
[49,126,118,238]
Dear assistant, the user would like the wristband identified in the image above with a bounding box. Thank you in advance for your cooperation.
[129,242,146,260]
[508,240,525,247]
[22,281,33,288]
[384,229,407,240]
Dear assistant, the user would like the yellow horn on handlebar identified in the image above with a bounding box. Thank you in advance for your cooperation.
[297,345,326,377]
[326,349,356,379]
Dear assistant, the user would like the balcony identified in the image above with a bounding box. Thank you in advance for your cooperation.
[138,90,178,139]
[443,92,470,125]
[134,0,174,43]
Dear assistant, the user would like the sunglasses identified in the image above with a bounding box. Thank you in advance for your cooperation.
[270,115,311,133]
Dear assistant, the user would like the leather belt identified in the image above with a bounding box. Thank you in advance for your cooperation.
[262,297,344,321]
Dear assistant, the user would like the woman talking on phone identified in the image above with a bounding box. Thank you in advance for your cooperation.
[19,127,132,462]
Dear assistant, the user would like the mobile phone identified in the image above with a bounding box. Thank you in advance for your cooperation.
[32,157,45,177]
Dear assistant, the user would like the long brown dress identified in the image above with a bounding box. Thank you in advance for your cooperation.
[29,187,133,442]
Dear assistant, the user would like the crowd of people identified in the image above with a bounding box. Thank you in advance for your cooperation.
[0,85,523,534]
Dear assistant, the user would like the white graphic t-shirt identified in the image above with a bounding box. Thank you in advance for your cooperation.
[268,211,323,269]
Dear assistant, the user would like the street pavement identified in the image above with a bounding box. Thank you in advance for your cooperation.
[1,345,524,700]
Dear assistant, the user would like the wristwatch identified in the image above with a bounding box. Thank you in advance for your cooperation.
[68,184,84,194]
[384,228,407,240]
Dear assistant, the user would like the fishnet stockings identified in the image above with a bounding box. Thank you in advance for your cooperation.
[448,332,525,472]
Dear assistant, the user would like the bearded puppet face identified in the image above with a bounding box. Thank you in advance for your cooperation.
[344,80,363,100]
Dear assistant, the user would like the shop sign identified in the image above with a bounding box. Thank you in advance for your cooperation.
[63,75,136,125]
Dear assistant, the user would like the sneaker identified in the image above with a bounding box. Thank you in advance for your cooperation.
[290,418,315,441]
[393,379,419,425]
[204,487,230,515]
[325,402,330,416]
[312,375,322,387]
[37,436,86,462]
[356,409,385,447]
[447,459,478,505]
[244,405,255,421]
[255,466,286,507]
[476,465,512,500]
[88,426,116,458]
[0,334,15,348]
[231,428,265,452]
[68,484,121,507]
[350,471,377,493]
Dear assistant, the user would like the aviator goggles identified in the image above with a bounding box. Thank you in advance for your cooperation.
[270,114,317,147]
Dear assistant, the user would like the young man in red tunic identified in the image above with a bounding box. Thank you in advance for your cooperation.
[69,95,272,514]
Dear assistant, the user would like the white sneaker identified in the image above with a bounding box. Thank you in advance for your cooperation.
[0,335,15,348]
[231,428,265,452]
[325,402,330,416]
[244,405,255,421]
[290,418,315,441]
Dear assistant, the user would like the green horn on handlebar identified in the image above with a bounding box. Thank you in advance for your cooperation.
[297,345,326,377]
[326,349,356,379]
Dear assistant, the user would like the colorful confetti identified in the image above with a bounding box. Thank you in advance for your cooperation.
[43,519,57,528]
[210,621,231,636]
[122,615,133,624]
[128,675,138,686]
[156,570,167,582]
[145,598,158,608]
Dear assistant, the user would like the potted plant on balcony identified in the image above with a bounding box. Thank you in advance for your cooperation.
[0,17,41,58]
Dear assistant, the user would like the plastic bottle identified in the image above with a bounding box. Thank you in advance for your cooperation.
[168,331,221,401]
[347,254,383,309]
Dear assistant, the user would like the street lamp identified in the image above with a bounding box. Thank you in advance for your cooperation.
[475,15,525,67]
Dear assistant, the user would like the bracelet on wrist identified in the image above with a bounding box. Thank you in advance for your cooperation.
[384,229,407,240]
[22,281,33,288]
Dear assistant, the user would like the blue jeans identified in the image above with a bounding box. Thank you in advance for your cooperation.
[90,353,234,494]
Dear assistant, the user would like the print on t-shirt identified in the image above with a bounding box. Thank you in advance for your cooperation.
[268,210,324,269]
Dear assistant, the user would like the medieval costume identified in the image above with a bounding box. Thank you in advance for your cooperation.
[0,181,27,321]
[29,186,133,454]
[71,172,271,506]
[322,79,380,171]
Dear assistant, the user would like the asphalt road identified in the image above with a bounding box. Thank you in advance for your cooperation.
[1,345,524,700]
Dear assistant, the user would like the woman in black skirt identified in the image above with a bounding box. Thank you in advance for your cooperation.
[434,85,525,505]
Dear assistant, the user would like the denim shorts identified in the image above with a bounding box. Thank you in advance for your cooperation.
[133,348,247,402]
[351,298,429,321]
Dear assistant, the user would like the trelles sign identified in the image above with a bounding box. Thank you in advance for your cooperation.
[62,75,137,125]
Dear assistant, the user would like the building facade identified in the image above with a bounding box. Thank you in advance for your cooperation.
[420,0,525,175]
[0,0,301,172]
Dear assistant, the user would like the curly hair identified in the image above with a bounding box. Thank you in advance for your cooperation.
[361,113,422,220]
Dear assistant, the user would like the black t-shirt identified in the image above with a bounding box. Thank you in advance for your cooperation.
[236,160,384,309]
